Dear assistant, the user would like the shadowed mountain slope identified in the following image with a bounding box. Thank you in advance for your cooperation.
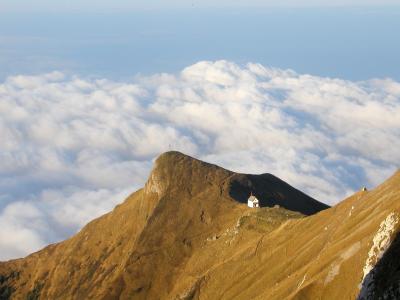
[358,230,400,300]
[146,151,328,214]
[0,152,399,300]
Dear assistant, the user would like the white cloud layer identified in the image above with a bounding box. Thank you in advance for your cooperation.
[0,60,399,260]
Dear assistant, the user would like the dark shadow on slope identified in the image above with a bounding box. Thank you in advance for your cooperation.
[152,152,329,216]
[228,173,329,215]
[358,231,400,300]
[0,271,18,300]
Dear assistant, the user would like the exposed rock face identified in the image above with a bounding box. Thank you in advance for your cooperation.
[358,230,400,300]
[362,212,399,280]
[358,211,400,300]
[0,152,399,300]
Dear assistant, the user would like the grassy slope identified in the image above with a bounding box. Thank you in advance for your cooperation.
[0,152,398,300]
[188,170,400,300]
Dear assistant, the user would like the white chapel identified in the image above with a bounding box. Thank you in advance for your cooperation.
[247,193,260,208]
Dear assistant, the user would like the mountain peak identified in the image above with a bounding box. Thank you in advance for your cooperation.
[6,153,400,299]
[155,150,194,162]
[145,151,232,198]
[143,151,328,215]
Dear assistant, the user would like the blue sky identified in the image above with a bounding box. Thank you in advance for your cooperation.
[1,6,399,80]
[2,0,400,12]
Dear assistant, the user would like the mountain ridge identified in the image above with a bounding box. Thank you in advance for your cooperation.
[146,151,329,214]
[1,152,399,300]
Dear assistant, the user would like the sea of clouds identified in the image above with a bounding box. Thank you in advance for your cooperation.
[1,60,399,260]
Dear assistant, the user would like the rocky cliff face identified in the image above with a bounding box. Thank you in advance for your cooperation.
[0,152,398,300]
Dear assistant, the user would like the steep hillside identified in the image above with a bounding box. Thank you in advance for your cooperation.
[1,151,398,300]
[185,170,400,300]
